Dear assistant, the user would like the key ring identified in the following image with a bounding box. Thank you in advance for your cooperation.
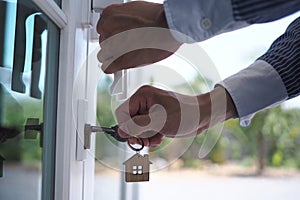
[127,137,144,152]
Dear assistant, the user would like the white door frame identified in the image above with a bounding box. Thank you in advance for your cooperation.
[33,0,105,199]
[31,0,95,199]
[54,0,96,199]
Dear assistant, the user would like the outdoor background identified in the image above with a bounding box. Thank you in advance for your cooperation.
[1,3,300,200]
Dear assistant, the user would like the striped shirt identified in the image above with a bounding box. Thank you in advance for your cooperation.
[232,0,300,99]
[164,0,300,124]
[232,0,300,23]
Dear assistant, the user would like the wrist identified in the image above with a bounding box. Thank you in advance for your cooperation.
[210,86,238,121]
[223,87,238,119]
[198,86,237,128]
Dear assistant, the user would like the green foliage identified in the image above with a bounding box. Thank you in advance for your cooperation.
[209,142,226,164]
[0,86,43,162]
[95,77,121,162]
[272,150,283,166]
[97,77,115,126]
[182,159,203,169]
[225,106,300,169]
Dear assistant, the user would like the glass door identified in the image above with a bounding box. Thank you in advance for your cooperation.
[0,0,60,199]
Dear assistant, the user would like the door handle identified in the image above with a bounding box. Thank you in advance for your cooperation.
[12,3,47,99]
[0,126,20,143]
[0,154,4,178]
[24,118,43,148]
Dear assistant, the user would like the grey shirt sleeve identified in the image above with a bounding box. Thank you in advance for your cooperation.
[218,60,288,126]
[163,0,300,43]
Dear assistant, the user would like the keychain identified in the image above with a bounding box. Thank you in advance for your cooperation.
[84,124,152,182]
[123,137,152,182]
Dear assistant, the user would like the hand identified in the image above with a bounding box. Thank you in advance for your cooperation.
[97,1,182,74]
[115,85,237,147]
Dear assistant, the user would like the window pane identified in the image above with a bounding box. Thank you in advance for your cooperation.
[0,0,59,199]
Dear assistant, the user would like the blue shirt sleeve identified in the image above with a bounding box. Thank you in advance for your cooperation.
[163,0,249,43]
[164,0,300,43]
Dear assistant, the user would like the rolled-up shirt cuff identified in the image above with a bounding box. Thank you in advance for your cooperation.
[163,0,249,43]
[217,60,288,126]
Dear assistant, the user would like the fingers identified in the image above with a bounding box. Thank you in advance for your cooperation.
[117,111,165,147]
[96,2,181,74]
[97,23,179,74]
[96,4,122,37]
[116,89,162,146]
[99,48,174,74]
[116,96,166,140]
[115,85,155,123]
[118,114,153,138]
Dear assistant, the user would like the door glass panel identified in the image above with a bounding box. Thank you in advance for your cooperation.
[0,0,59,199]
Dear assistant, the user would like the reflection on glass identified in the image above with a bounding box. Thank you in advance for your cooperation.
[0,0,48,199]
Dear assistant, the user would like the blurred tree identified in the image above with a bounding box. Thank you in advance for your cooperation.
[225,106,300,173]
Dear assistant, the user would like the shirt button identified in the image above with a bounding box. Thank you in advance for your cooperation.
[200,18,212,30]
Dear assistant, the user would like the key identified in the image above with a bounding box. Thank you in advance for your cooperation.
[99,125,127,142]
[84,124,128,149]
[86,124,127,142]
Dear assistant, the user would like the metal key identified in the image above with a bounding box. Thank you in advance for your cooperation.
[84,124,126,149]
[90,125,127,142]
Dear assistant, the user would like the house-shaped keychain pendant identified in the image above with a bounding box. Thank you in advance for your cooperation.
[123,153,152,182]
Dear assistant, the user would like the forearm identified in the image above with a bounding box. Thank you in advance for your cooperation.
[170,86,237,138]
[193,86,237,135]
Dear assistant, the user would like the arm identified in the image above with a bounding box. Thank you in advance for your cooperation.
[99,1,300,144]
[219,16,300,126]
[116,85,237,147]
[116,17,300,145]
[259,17,300,99]
[97,0,300,73]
